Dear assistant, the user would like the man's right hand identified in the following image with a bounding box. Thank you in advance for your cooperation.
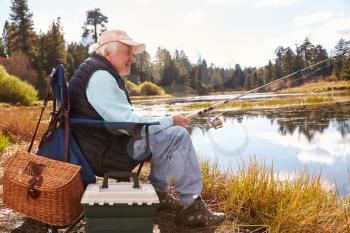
[172,115,192,127]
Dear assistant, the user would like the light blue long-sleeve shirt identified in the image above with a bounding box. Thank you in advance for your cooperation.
[86,70,173,135]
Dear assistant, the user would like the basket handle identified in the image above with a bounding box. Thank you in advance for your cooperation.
[102,171,139,189]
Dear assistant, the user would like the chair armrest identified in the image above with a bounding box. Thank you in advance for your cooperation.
[70,118,160,136]
[70,118,159,127]
[70,118,157,168]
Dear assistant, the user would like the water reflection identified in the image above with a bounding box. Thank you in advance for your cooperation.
[192,102,350,140]
[190,102,350,195]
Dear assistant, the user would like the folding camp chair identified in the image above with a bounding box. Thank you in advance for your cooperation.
[28,64,159,232]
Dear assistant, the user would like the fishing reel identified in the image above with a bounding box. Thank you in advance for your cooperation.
[205,113,224,129]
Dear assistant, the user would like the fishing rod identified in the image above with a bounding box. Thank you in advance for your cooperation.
[186,49,350,128]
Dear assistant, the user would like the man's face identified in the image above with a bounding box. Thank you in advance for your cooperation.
[106,43,134,77]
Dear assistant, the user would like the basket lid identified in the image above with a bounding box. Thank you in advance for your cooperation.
[81,182,160,206]
[5,151,81,189]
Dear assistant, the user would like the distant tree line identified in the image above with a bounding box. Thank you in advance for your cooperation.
[0,0,350,98]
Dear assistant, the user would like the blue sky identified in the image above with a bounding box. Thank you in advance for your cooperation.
[0,0,350,67]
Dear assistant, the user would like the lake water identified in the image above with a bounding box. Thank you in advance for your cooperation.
[134,97,350,195]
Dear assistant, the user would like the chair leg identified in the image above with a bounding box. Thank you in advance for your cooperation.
[65,214,85,233]
[47,226,58,233]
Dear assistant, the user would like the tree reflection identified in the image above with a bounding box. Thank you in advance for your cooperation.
[193,102,350,141]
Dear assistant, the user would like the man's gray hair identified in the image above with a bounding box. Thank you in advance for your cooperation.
[88,41,121,56]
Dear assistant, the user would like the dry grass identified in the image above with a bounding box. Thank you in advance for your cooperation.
[279,80,350,94]
[200,158,350,233]
[0,103,49,142]
[130,94,172,101]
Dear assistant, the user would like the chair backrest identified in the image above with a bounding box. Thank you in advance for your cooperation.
[36,64,96,186]
[50,64,67,111]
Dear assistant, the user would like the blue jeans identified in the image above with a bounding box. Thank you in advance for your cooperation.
[133,126,203,205]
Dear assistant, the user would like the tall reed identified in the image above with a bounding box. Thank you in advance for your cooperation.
[200,157,350,233]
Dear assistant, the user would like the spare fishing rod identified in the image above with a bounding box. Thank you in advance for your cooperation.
[186,49,350,128]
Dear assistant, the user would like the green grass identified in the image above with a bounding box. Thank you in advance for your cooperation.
[200,157,350,233]
[171,96,335,112]
[0,133,10,152]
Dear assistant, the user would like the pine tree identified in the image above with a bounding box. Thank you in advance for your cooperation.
[281,47,296,77]
[9,0,37,58]
[274,46,284,80]
[135,51,153,83]
[43,18,66,74]
[244,68,253,90]
[2,20,15,57]
[299,38,314,67]
[35,33,48,99]
[128,63,141,84]
[82,8,108,44]
[0,37,6,57]
[235,64,245,88]
[263,60,273,84]
[250,70,258,89]
[334,38,350,80]
[190,63,202,93]
[200,60,210,92]
[156,48,177,88]
[211,69,224,91]
[162,60,178,92]
[174,50,191,92]
[312,44,329,77]
[66,42,89,80]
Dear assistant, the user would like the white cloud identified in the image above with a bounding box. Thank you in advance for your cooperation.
[205,0,241,6]
[294,11,334,27]
[136,0,151,5]
[264,12,350,59]
[253,130,350,165]
[182,9,205,25]
[253,0,300,8]
[297,151,335,165]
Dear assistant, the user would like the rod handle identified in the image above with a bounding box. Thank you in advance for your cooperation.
[185,112,199,119]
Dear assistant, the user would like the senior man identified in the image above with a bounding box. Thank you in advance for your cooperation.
[68,29,225,227]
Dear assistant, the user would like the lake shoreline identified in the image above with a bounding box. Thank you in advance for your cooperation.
[161,92,350,114]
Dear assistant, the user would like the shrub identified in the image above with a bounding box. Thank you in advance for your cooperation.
[0,133,10,152]
[139,81,165,95]
[125,80,141,96]
[0,65,38,105]
[0,52,37,85]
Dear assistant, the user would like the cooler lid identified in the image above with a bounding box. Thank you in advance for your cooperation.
[80,182,160,206]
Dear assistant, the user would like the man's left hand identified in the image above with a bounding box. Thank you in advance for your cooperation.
[172,115,192,127]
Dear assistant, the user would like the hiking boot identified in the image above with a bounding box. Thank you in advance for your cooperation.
[175,196,225,227]
[156,191,182,211]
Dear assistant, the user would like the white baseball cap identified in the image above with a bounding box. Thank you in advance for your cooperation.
[96,30,145,54]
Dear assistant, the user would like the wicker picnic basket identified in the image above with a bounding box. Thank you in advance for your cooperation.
[3,151,84,226]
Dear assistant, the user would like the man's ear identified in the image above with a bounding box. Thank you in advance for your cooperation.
[104,48,111,61]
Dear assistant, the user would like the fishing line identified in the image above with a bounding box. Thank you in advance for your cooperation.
[193,54,347,157]
[272,56,343,93]
[186,50,350,129]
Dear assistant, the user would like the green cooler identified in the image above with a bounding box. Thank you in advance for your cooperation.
[81,172,159,233]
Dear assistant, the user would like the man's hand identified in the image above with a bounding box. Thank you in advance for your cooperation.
[172,115,192,127]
